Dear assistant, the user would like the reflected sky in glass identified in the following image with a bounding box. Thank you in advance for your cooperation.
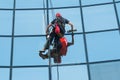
[0,11,13,35]
[0,68,9,80]
[0,38,11,66]
[90,61,120,80]
[116,3,120,22]
[81,0,113,5]
[16,0,43,8]
[49,0,79,7]
[52,65,88,80]
[115,0,120,1]
[15,10,45,35]
[83,4,118,32]
[86,31,120,62]
[13,68,48,80]
[0,0,13,8]
[13,37,49,66]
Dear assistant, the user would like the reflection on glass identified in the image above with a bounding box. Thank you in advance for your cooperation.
[90,61,120,80]
[86,31,120,62]
[0,11,12,35]
[0,0,13,8]
[0,68,9,80]
[116,3,120,22]
[15,10,45,35]
[16,0,43,8]
[115,0,120,1]
[52,65,88,80]
[13,37,48,66]
[81,0,112,5]
[0,38,11,66]
[83,4,118,32]
[13,68,48,80]
[49,0,79,7]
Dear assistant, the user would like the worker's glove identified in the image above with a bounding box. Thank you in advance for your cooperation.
[46,34,50,39]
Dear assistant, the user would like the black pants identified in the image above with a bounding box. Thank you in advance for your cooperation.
[44,26,65,51]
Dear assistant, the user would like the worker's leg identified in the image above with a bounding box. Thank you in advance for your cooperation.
[40,31,55,52]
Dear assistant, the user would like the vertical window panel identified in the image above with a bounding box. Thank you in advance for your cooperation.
[52,65,88,80]
[83,4,118,32]
[81,0,113,5]
[15,10,45,35]
[0,0,13,8]
[13,37,48,66]
[86,31,120,62]
[13,68,48,80]
[16,0,44,8]
[0,11,13,35]
[0,68,9,80]
[0,38,11,66]
[90,61,120,80]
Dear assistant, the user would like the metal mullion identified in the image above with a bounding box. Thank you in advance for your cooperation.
[46,0,52,80]
[9,0,16,80]
[0,9,13,10]
[82,2,114,8]
[79,0,91,80]
[113,0,120,34]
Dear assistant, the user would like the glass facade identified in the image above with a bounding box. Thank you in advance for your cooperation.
[0,0,120,80]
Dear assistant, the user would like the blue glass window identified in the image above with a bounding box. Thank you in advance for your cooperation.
[83,4,118,32]
[115,0,120,1]
[86,31,120,62]
[0,11,13,35]
[90,61,120,80]
[0,38,11,66]
[116,3,120,23]
[81,0,112,5]
[15,10,45,35]
[13,37,48,66]
[49,0,79,7]
[13,68,48,80]
[0,0,13,8]
[52,65,88,80]
[0,68,9,80]
[16,0,44,8]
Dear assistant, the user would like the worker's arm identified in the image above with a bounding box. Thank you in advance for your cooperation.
[46,23,52,35]
[67,22,74,46]
[68,22,73,31]
[67,31,74,47]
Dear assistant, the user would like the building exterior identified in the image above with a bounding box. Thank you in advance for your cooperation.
[0,0,120,80]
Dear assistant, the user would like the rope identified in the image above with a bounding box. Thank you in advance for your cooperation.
[49,0,60,80]
[43,0,52,80]
[57,64,59,80]
[43,0,47,28]
[49,0,55,19]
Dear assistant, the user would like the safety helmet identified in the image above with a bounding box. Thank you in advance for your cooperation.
[56,13,61,17]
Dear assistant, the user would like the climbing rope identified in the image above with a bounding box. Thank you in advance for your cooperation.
[42,0,60,80]
[49,0,60,80]
[43,0,47,28]
[43,0,52,80]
